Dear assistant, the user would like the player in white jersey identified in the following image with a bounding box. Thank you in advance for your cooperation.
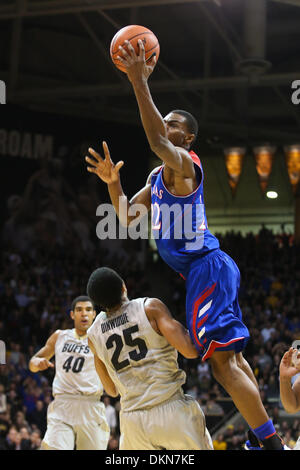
[86,267,213,451]
[29,295,110,450]
[279,347,300,450]
[245,347,300,450]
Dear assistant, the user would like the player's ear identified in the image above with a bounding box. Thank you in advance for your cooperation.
[185,133,195,148]
[92,309,96,320]
[70,310,75,321]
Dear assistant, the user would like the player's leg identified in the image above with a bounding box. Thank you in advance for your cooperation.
[75,400,110,450]
[75,422,109,450]
[41,416,75,450]
[119,410,157,450]
[41,399,76,450]
[210,350,268,428]
[236,351,259,391]
[147,392,213,450]
[186,251,283,449]
[173,395,213,450]
[210,350,283,450]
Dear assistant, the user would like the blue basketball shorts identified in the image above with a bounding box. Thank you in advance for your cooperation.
[185,249,250,362]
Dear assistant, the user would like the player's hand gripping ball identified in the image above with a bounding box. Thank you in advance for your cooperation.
[110,25,160,73]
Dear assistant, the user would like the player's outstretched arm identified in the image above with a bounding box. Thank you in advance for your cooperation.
[117,40,195,178]
[28,330,59,373]
[85,141,152,227]
[279,347,300,413]
[144,298,198,359]
[88,339,119,398]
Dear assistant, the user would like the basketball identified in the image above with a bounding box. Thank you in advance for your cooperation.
[110,25,160,73]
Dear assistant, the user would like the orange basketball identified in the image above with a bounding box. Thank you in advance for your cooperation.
[110,25,160,73]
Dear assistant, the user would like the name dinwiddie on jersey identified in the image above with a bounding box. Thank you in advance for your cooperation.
[101,313,129,333]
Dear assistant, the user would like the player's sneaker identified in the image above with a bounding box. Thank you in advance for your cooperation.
[245,430,291,450]
[244,430,263,450]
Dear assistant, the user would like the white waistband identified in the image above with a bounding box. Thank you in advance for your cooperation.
[54,393,102,402]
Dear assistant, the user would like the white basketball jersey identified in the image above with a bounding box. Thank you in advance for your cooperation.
[87,298,186,412]
[52,329,103,397]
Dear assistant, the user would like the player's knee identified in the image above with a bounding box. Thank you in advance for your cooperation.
[235,352,246,369]
[210,351,239,385]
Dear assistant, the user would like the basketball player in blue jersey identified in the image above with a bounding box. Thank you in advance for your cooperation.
[85,40,284,450]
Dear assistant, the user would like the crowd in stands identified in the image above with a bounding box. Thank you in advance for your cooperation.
[0,161,300,450]
[167,227,300,449]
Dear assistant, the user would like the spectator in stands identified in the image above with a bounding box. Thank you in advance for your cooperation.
[19,426,32,450]
[213,433,227,450]
[28,400,47,436]
[261,321,276,344]
[30,430,41,450]
[204,399,224,417]
[226,435,242,450]
[5,427,18,450]
[0,385,7,413]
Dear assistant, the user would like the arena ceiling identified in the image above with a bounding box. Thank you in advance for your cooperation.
[1,0,300,147]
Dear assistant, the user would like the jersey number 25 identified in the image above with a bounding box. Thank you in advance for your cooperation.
[106,325,148,371]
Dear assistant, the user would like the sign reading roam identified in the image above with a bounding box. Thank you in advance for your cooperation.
[0,129,54,159]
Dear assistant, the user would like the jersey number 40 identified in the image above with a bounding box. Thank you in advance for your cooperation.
[62,356,85,373]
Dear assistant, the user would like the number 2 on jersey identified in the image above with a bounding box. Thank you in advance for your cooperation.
[151,202,161,230]
[106,325,148,371]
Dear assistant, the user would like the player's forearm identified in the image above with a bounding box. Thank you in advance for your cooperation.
[178,330,199,359]
[132,78,166,147]
[108,179,150,227]
[169,322,199,359]
[107,180,132,227]
[280,377,300,413]
[93,358,119,397]
[108,180,143,227]
[132,80,182,169]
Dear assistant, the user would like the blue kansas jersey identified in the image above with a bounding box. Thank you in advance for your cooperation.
[150,151,219,279]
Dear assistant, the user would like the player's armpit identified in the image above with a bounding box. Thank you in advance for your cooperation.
[144,298,198,359]
[88,339,119,398]
[125,169,161,226]
[129,184,151,205]
[110,173,152,228]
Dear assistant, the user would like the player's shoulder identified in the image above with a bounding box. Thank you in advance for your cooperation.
[175,147,201,167]
[53,328,63,338]
[47,329,63,346]
[144,297,165,313]
[55,328,74,340]
[143,298,165,335]
[146,166,162,184]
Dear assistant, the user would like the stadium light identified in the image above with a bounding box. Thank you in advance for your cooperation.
[266,191,278,199]
[284,144,300,193]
